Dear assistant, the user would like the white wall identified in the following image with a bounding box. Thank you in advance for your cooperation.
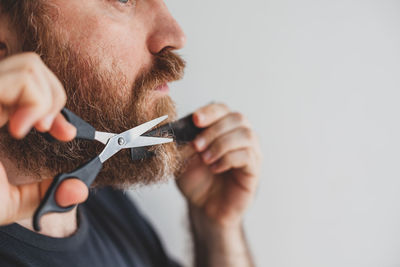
[129,1,400,266]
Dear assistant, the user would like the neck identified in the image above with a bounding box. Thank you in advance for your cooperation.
[2,156,79,238]
[17,208,79,238]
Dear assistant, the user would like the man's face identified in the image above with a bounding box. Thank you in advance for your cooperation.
[51,0,186,103]
[0,0,187,187]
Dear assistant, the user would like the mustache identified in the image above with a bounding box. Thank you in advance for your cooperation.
[133,50,186,96]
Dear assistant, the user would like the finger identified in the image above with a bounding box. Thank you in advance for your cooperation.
[7,79,52,139]
[193,112,251,152]
[35,66,67,132]
[210,148,258,177]
[201,127,255,165]
[0,70,30,104]
[30,64,53,132]
[193,103,230,128]
[0,71,38,136]
[9,104,47,139]
[0,55,52,138]
[48,113,77,142]
[0,52,41,73]
[55,179,89,208]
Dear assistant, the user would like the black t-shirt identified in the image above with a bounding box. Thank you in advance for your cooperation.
[0,187,181,267]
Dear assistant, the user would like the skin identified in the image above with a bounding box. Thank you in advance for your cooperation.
[0,1,261,266]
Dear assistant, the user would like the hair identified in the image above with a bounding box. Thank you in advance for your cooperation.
[0,0,56,53]
[0,0,17,12]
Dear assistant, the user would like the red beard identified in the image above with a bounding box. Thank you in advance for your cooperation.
[0,1,186,188]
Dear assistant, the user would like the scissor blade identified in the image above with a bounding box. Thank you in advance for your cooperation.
[94,131,116,145]
[98,115,169,163]
[123,115,168,141]
[124,136,173,149]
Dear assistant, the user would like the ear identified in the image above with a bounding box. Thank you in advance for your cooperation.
[0,14,19,60]
[0,13,8,59]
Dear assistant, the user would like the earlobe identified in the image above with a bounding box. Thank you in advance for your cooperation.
[0,42,7,59]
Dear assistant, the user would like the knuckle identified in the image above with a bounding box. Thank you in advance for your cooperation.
[232,112,251,127]
[241,127,255,140]
[232,112,245,123]
[216,102,229,111]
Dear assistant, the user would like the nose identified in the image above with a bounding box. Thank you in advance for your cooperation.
[146,2,186,54]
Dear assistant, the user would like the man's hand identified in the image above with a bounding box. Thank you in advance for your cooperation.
[176,103,261,267]
[177,103,261,227]
[0,53,88,226]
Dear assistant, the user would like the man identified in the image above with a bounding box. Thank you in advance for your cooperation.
[0,0,261,266]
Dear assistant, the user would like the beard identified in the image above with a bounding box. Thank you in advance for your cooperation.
[0,1,186,188]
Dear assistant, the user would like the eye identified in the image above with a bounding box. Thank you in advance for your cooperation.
[109,0,135,8]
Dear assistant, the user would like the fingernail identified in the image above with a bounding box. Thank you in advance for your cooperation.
[195,137,206,150]
[196,113,204,124]
[202,150,212,161]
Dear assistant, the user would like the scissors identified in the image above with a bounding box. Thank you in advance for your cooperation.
[33,108,173,231]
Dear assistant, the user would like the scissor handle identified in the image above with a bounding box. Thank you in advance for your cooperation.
[61,108,96,140]
[41,108,96,142]
[33,156,103,231]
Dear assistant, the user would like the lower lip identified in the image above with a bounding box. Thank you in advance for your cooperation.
[156,83,170,93]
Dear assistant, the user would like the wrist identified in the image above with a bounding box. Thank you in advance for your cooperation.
[189,204,245,252]
[188,204,242,235]
[189,204,254,267]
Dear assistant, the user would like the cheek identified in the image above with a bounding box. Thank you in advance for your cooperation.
[83,22,143,74]
[58,13,146,86]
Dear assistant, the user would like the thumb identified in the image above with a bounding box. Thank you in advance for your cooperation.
[55,179,89,207]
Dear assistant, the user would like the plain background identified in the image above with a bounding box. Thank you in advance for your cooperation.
[129,1,400,266]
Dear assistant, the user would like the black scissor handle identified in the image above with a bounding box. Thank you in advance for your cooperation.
[33,156,103,231]
[41,108,96,142]
[61,108,96,140]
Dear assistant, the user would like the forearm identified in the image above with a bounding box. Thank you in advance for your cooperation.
[189,205,255,267]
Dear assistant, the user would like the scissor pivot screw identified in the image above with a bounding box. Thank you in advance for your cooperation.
[118,137,125,146]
